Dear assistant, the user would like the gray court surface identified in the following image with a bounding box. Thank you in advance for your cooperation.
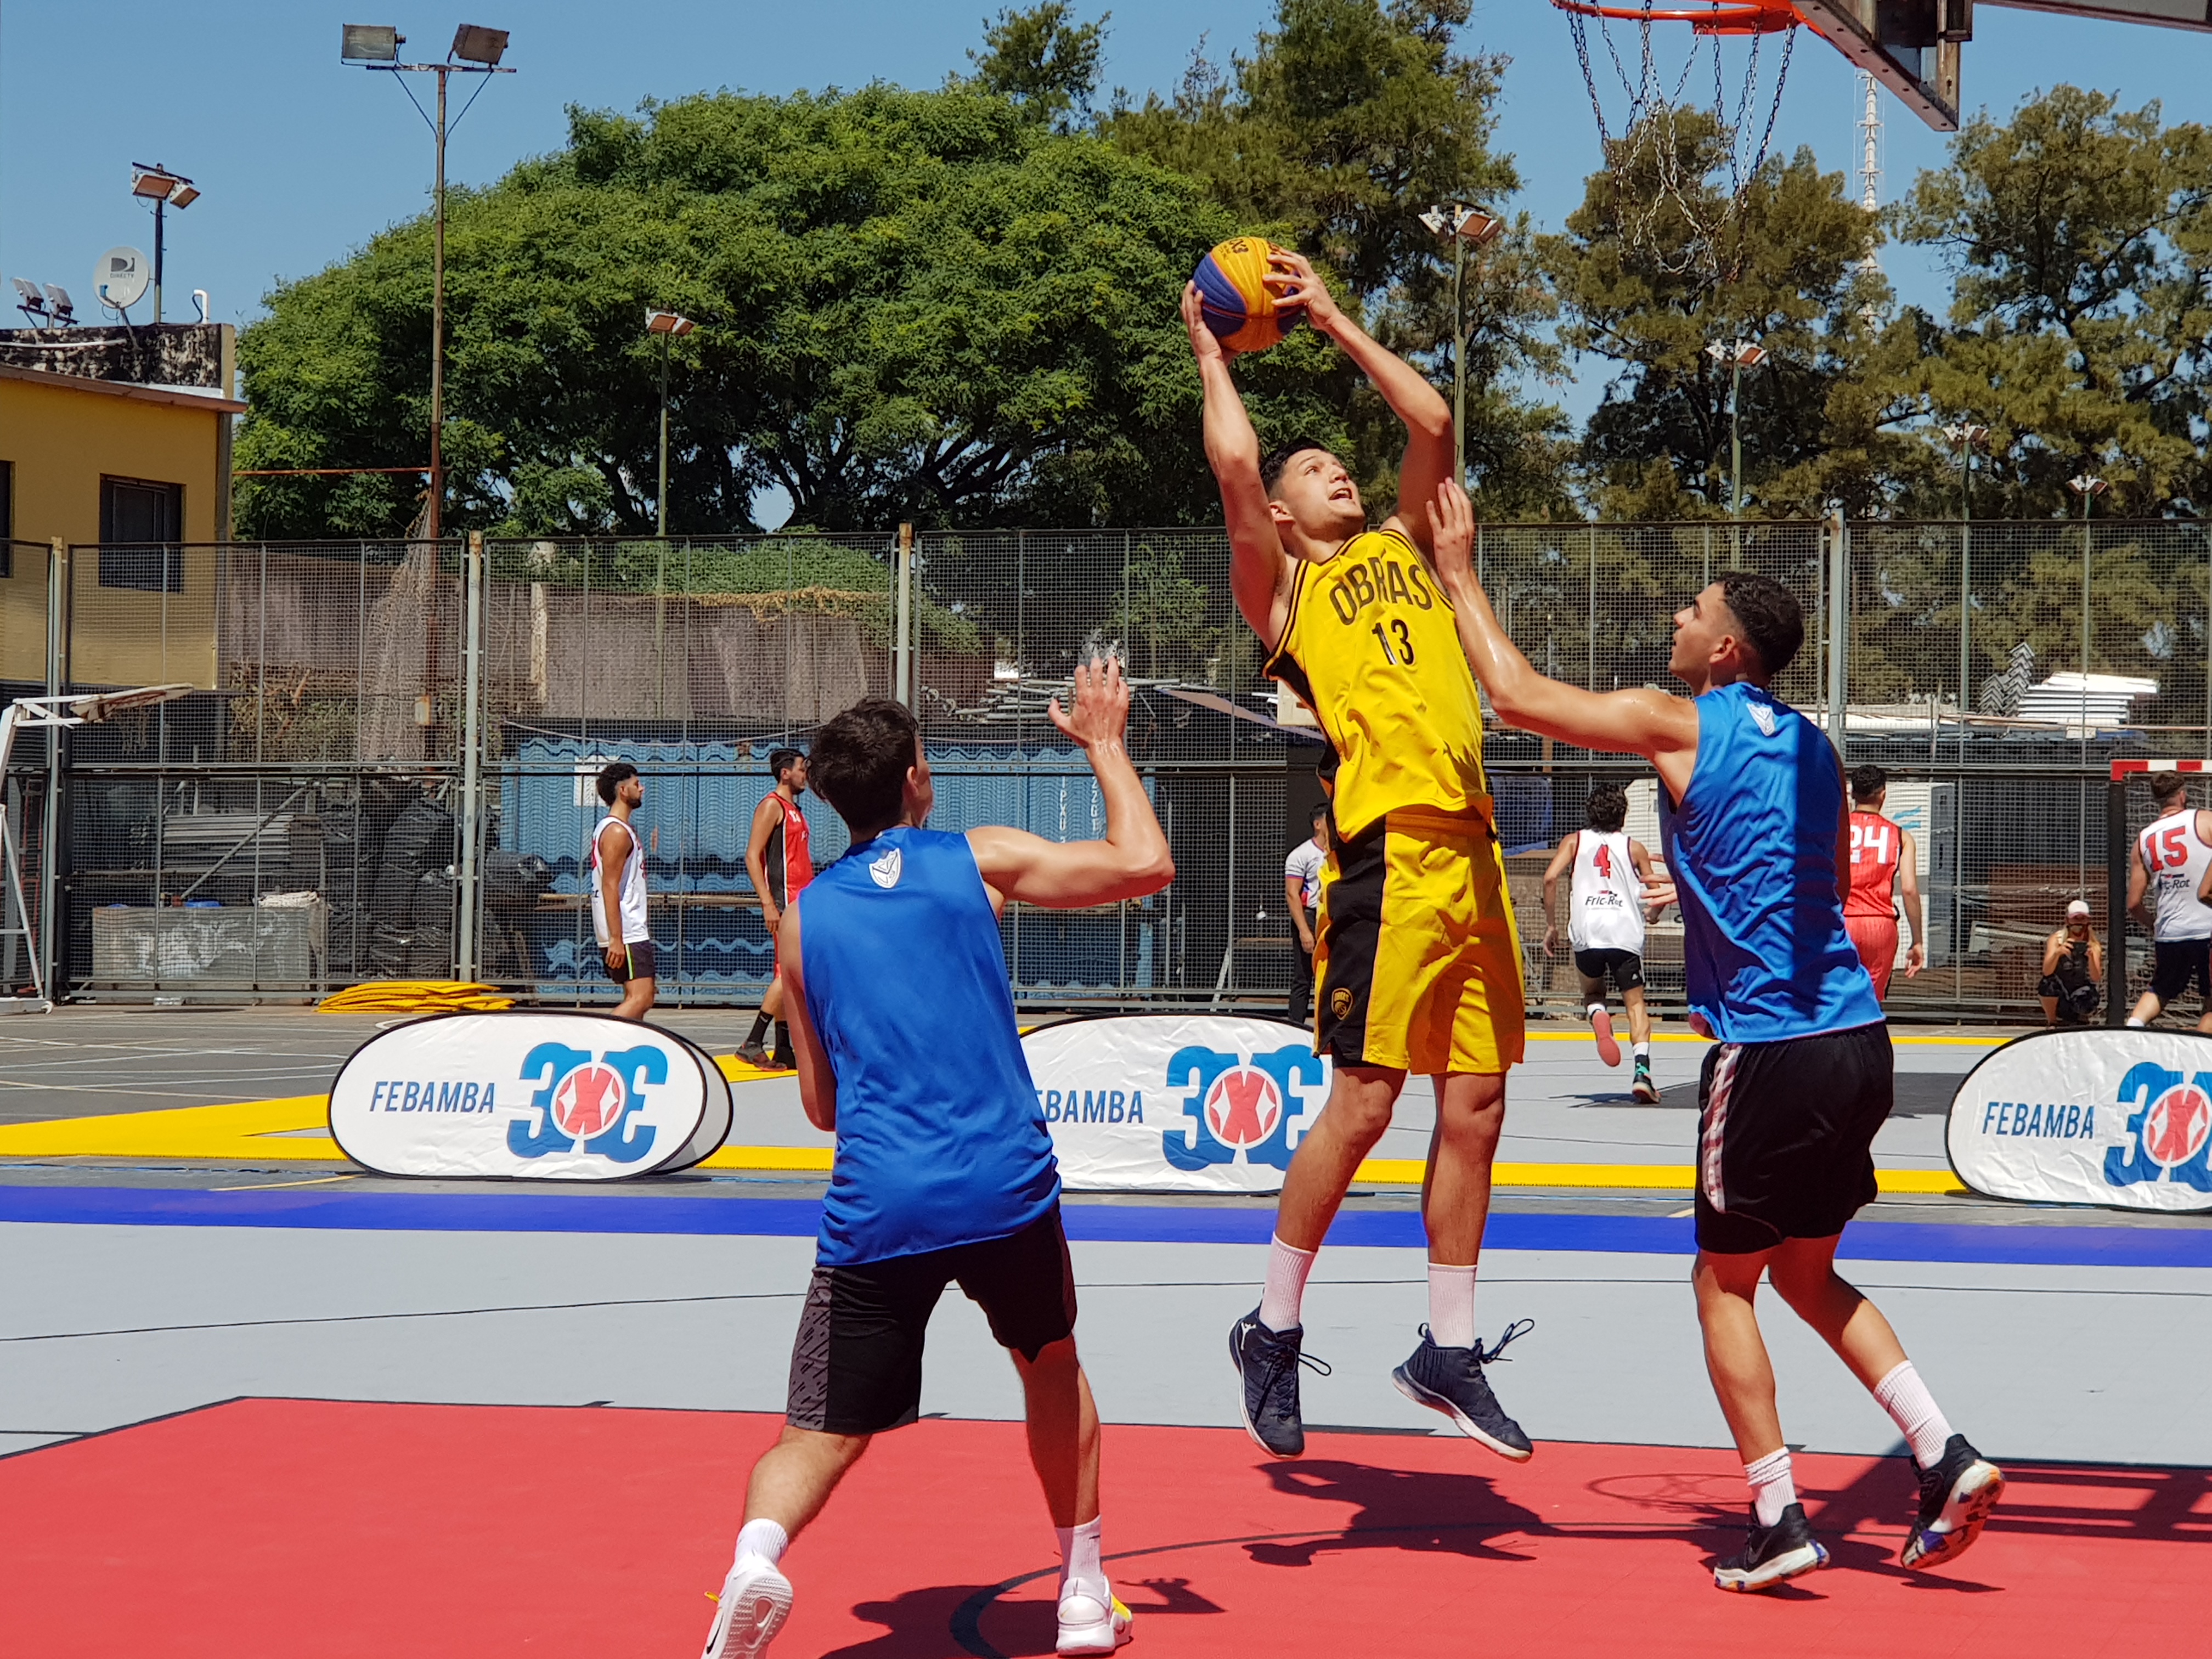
[1,1007,2205,1479]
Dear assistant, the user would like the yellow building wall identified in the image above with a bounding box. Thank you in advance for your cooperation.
[0,372,233,689]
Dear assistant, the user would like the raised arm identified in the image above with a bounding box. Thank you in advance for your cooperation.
[1183,284,1294,651]
[2041,930,2066,976]
[775,905,837,1133]
[967,657,1176,909]
[1265,250,1452,556]
[1898,827,1926,978]
[1425,477,1700,794]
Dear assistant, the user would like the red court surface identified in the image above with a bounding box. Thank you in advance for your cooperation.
[2,1398,2202,1657]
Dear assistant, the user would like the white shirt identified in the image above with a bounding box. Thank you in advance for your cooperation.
[1568,829,1645,954]
[1284,838,1326,911]
[2139,807,2212,942]
[590,815,651,945]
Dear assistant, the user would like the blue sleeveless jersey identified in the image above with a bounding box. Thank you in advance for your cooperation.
[1658,683,1883,1043]
[795,825,1059,1265]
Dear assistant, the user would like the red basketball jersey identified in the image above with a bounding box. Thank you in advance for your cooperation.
[1845,810,1901,919]
[774,793,812,902]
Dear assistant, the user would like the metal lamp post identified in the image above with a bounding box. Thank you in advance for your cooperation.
[2068,472,2109,729]
[1941,421,1989,712]
[1418,205,1506,489]
[1705,338,1768,517]
[340,24,515,542]
[646,311,696,536]
[128,165,199,324]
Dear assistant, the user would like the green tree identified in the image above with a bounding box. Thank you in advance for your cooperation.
[1895,86,2212,520]
[1542,111,1886,519]
[236,83,1344,539]
[1104,0,1572,517]
[964,2,1109,131]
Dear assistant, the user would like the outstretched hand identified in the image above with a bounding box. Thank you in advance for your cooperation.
[1181,281,1232,366]
[1263,247,1342,332]
[1049,655,1132,752]
[1425,473,1478,590]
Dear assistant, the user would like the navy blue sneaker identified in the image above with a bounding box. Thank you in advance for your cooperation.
[1228,1307,1329,1459]
[1390,1320,1534,1462]
[1901,1434,2004,1570]
[1713,1502,1829,1592]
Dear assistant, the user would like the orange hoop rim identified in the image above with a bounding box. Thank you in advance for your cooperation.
[1548,0,1801,35]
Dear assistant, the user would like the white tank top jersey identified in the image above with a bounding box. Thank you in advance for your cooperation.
[590,815,651,945]
[2138,806,2212,942]
[1569,828,1645,953]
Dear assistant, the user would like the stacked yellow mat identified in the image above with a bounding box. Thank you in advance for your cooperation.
[316,981,515,1014]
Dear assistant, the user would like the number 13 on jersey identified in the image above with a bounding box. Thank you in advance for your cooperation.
[1370,618,1417,666]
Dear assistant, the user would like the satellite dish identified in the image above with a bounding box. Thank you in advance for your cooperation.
[95,247,150,313]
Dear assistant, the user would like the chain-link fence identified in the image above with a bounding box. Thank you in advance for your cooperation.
[39,520,2212,1015]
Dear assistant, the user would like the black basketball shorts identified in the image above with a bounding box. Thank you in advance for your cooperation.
[2150,939,2212,1004]
[1694,1022,1893,1255]
[1573,947,1645,994]
[785,1206,1078,1437]
[601,938,657,984]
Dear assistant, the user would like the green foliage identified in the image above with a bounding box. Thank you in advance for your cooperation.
[964,3,1109,131]
[1543,111,1884,517]
[1897,87,2212,520]
[1104,0,1572,518]
[237,80,1344,538]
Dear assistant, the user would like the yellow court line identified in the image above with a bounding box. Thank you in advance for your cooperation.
[0,1095,341,1162]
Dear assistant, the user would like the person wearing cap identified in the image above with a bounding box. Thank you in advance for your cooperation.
[2038,901,2104,1029]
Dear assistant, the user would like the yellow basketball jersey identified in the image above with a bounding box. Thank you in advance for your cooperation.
[1265,528,1491,838]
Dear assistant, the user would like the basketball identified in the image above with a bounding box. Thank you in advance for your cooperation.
[1194,236,1305,353]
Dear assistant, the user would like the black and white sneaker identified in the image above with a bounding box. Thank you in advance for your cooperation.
[1389,1321,1534,1462]
[702,1555,792,1658]
[1901,1434,2005,1570]
[1228,1307,1328,1459]
[1631,1062,1660,1103]
[1713,1502,1829,1592]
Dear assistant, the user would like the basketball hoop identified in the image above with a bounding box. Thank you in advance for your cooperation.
[1552,0,1801,279]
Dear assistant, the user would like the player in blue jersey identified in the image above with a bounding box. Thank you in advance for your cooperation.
[1421,478,2002,1593]
[699,659,1172,1659]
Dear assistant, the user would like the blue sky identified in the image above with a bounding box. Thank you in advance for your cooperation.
[2,1,2206,462]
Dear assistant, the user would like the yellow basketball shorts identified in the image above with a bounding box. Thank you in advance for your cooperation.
[1311,805,1526,1075]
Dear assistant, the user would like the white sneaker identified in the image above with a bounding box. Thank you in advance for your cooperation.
[1057,1585,1134,1654]
[702,1555,792,1659]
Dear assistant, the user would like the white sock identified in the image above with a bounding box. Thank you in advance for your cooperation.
[1744,1447,1796,1527]
[735,1517,788,1567]
[1587,1001,1607,1022]
[2127,1017,2146,1028]
[1056,1515,1105,1602]
[1259,1235,1316,1333]
[1426,1261,1477,1350]
[1873,1361,1954,1467]
[1632,1042,1650,1061]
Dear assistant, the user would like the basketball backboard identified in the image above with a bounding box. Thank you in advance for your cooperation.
[1798,0,2212,132]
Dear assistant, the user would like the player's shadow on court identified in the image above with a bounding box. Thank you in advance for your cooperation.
[1246,1459,1548,1566]
[837,1576,1225,1658]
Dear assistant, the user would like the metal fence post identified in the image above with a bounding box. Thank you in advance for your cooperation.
[1826,514,1848,754]
[41,539,63,999]
[1957,520,1972,725]
[457,530,485,981]
[895,522,915,709]
[2106,773,2128,1025]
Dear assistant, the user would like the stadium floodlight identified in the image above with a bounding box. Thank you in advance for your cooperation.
[342,26,514,543]
[1706,339,1768,517]
[341,24,404,61]
[1420,204,1508,488]
[647,312,698,535]
[129,163,199,324]
[451,24,509,64]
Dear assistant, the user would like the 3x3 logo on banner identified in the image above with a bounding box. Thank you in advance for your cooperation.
[2108,1062,2212,1190]
[506,1042,668,1165]
[1163,1043,1327,1172]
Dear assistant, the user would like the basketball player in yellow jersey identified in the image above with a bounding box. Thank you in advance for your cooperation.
[1183,253,1532,1465]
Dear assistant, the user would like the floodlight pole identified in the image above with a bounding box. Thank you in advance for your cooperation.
[432,65,448,544]
[657,326,672,537]
[1451,228,1467,490]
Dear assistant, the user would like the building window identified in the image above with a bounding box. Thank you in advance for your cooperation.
[99,476,184,592]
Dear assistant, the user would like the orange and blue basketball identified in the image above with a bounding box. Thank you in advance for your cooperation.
[1194,236,1305,353]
